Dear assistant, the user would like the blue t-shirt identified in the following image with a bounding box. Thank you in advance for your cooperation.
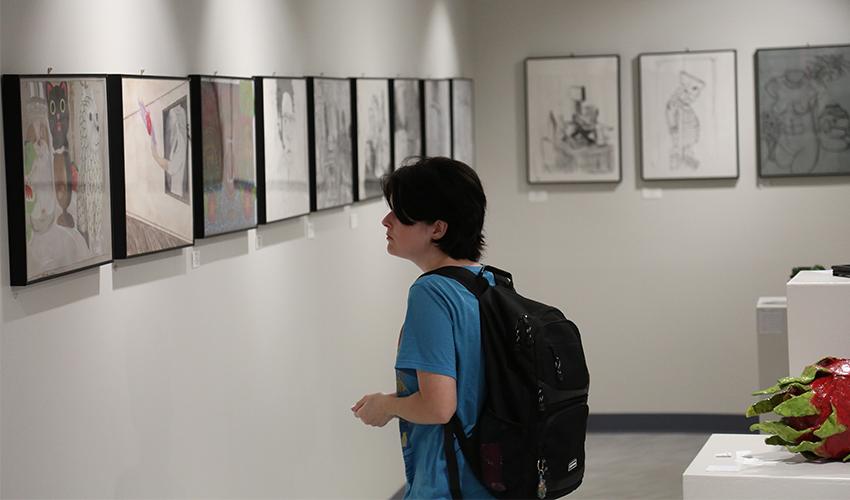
[395,266,495,500]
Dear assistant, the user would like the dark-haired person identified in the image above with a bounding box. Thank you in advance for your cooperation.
[352,157,494,499]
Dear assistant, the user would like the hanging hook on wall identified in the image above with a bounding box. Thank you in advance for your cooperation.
[685,47,690,53]
[140,68,145,75]
[213,70,219,76]
[272,71,276,77]
[47,67,53,74]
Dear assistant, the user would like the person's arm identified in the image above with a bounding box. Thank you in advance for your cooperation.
[353,370,456,427]
[390,370,456,424]
[150,141,170,171]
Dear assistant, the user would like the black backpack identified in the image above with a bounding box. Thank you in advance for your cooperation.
[423,265,589,500]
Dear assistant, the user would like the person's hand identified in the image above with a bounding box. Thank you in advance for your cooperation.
[352,393,394,427]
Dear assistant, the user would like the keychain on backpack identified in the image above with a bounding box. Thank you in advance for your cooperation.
[537,458,548,499]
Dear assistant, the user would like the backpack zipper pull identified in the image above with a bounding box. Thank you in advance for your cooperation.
[515,314,531,348]
[523,314,534,347]
[551,348,564,382]
[537,458,548,499]
[537,383,546,412]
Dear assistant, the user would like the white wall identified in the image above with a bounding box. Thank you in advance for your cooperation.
[0,0,471,497]
[471,0,850,414]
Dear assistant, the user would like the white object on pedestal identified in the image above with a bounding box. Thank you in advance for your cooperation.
[683,434,850,500]
[786,270,850,376]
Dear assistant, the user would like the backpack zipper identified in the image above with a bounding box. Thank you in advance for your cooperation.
[531,314,546,499]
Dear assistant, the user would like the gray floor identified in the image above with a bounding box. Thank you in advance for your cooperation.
[390,432,710,499]
[570,433,710,500]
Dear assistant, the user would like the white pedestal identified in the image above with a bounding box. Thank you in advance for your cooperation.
[786,270,850,376]
[756,297,788,423]
[683,434,850,500]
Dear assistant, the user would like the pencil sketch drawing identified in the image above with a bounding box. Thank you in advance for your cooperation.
[758,45,850,176]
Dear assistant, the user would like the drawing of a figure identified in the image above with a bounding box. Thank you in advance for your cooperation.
[139,97,189,203]
[276,83,297,179]
[540,85,614,174]
[20,78,108,280]
[666,71,705,170]
[75,81,106,253]
[47,81,76,228]
[159,100,189,203]
[263,78,309,221]
[761,53,850,174]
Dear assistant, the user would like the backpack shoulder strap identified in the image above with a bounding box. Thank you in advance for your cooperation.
[421,266,491,298]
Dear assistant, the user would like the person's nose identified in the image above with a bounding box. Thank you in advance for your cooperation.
[382,211,393,228]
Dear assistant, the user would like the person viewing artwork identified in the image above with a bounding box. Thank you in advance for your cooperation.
[352,156,494,499]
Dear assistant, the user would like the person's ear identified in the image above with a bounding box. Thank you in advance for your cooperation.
[431,220,448,240]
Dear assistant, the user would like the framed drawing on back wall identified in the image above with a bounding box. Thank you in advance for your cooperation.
[639,49,739,180]
[756,44,850,178]
[190,75,257,238]
[3,74,112,285]
[255,76,310,223]
[526,55,621,183]
[107,74,192,259]
[307,77,354,211]
[392,78,422,166]
[451,78,474,167]
[355,78,392,201]
[424,79,451,157]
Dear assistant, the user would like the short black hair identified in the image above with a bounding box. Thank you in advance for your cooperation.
[382,156,486,261]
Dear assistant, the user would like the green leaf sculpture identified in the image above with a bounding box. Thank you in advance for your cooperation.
[747,357,850,461]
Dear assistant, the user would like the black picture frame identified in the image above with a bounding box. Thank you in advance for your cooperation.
[354,77,392,202]
[755,43,850,178]
[107,74,194,259]
[254,76,312,224]
[189,74,258,238]
[638,49,739,181]
[306,77,355,211]
[3,73,113,285]
[525,54,622,184]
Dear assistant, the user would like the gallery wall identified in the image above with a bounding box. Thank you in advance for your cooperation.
[0,0,471,497]
[470,0,850,415]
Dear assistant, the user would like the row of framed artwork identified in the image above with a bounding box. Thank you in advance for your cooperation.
[2,74,475,286]
[526,43,850,183]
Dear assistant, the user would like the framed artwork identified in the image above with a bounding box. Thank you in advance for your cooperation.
[525,55,621,183]
[107,75,193,259]
[255,76,310,223]
[190,75,257,238]
[451,78,474,167]
[756,44,850,177]
[307,77,354,211]
[639,50,739,180]
[392,78,423,166]
[355,78,392,201]
[424,79,451,157]
[3,74,112,285]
